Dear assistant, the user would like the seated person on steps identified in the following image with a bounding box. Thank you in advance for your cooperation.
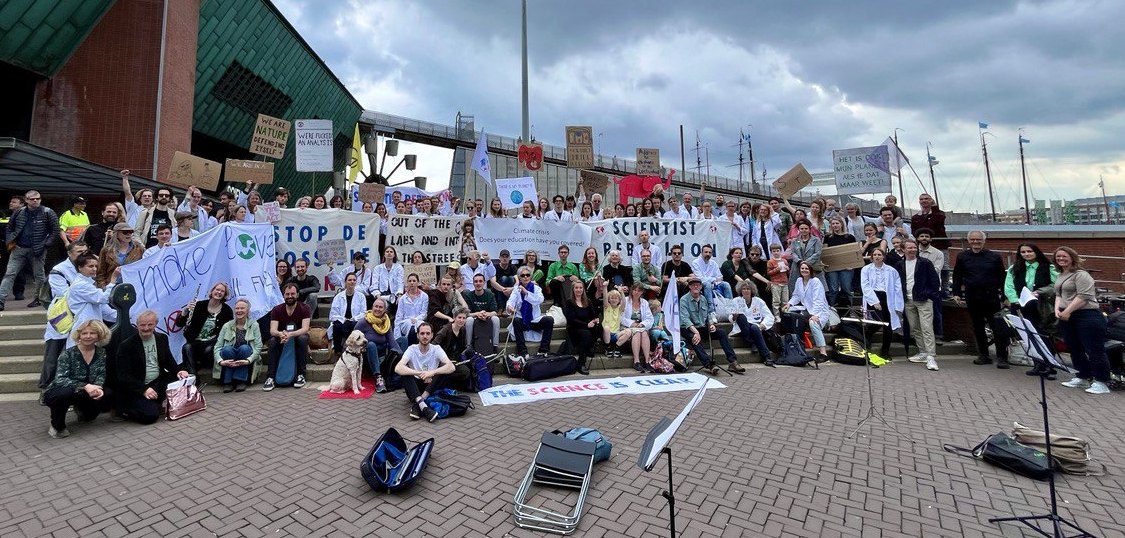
[263,283,311,391]
[115,310,192,424]
[506,266,555,359]
[394,323,456,422]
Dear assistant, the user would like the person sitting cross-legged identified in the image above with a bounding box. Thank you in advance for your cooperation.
[43,320,113,438]
[680,276,745,375]
[731,281,775,366]
[355,297,400,392]
[506,266,554,359]
[394,323,456,422]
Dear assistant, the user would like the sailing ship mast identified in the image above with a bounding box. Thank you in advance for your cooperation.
[926,142,940,202]
[1018,131,1031,224]
[979,122,997,222]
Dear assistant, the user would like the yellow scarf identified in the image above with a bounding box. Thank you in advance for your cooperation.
[366,312,391,335]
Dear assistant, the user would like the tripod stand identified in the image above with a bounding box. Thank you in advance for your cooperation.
[692,326,734,376]
[844,314,913,442]
[988,313,1094,538]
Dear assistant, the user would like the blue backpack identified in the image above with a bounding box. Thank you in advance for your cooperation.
[425,389,474,419]
[558,427,613,463]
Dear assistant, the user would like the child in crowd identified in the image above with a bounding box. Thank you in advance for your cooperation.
[648,299,670,349]
[766,243,790,315]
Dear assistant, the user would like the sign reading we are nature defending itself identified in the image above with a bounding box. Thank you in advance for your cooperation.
[250,114,290,159]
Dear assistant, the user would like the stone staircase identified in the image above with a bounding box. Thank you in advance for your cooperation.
[0,295,796,396]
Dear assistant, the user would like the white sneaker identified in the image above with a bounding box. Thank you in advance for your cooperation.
[1061,377,1091,389]
[925,357,939,371]
[1085,382,1110,395]
[908,354,927,363]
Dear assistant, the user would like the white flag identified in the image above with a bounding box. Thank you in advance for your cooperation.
[662,280,681,358]
[495,176,537,210]
[471,129,492,187]
[884,136,909,172]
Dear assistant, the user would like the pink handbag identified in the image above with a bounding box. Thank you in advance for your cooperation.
[166,382,207,420]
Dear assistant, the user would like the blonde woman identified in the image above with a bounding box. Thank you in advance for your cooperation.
[43,320,112,438]
[602,289,625,359]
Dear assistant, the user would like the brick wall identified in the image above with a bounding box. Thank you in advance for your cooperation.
[154,0,200,180]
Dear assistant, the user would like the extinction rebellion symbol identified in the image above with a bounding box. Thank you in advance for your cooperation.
[236,234,258,260]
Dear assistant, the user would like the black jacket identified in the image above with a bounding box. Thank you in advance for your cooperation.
[895,257,942,303]
[116,333,183,398]
[175,302,234,341]
[952,248,1006,299]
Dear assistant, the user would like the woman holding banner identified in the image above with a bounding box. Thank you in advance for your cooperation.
[823,216,857,307]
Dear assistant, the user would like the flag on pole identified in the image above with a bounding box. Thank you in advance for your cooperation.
[662,279,681,360]
[347,123,363,184]
[928,154,939,166]
[883,137,909,171]
[978,121,989,129]
[1019,136,1031,144]
[471,129,493,188]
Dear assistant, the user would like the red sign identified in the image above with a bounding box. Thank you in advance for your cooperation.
[518,143,544,171]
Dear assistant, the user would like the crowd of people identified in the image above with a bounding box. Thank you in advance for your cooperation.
[3,173,1115,438]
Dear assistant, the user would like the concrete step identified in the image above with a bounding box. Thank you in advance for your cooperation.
[0,309,43,327]
[1,324,45,340]
[0,339,45,357]
[0,355,42,375]
[0,373,39,394]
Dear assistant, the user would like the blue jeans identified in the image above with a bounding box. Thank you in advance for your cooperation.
[824,269,853,306]
[366,341,390,376]
[703,281,733,304]
[219,344,252,384]
[0,246,45,304]
[733,314,771,359]
[1059,309,1110,383]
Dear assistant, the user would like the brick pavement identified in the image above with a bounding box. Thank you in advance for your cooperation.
[1,355,1123,538]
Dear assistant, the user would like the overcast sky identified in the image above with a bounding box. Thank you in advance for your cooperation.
[275,0,1124,213]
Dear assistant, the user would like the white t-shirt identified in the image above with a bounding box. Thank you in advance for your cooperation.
[905,259,916,301]
[404,343,448,372]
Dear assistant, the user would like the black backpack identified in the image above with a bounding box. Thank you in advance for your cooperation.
[775,333,816,368]
[429,389,474,417]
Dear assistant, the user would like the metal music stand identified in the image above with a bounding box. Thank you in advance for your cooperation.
[843,313,913,442]
[692,326,733,376]
[986,313,1093,538]
[637,382,709,538]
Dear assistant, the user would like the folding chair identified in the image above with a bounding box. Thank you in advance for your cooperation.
[512,432,597,535]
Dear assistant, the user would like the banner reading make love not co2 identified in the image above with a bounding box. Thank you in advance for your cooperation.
[274,209,381,282]
[385,213,465,265]
[120,223,283,361]
[589,218,732,260]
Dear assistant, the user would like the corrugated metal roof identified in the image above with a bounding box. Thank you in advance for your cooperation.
[193,0,362,199]
[0,0,116,76]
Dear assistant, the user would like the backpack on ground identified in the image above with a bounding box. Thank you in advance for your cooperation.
[522,354,578,381]
[831,337,868,366]
[555,427,613,463]
[775,333,816,368]
[46,292,74,335]
[462,350,493,392]
[425,388,473,418]
[379,349,403,392]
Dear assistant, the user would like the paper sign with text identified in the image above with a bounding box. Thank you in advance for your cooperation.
[565,126,594,168]
[580,170,610,195]
[250,114,290,159]
[316,238,347,265]
[225,159,274,184]
[357,183,386,205]
[635,148,661,176]
[821,242,865,271]
[295,119,334,172]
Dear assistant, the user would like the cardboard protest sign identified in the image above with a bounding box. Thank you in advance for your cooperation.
[167,151,222,190]
[120,223,282,362]
[250,114,290,159]
[357,183,386,205]
[262,202,281,224]
[385,214,465,265]
[473,218,592,261]
[295,119,334,172]
[225,159,274,184]
[833,146,892,195]
[407,263,438,288]
[821,242,865,271]
[635,148,661,176]
[565,126,594,168]
[772,163,813,198]
[316,239,347,266]
[581,170,610,196]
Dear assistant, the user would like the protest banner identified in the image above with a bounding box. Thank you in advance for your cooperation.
[295,119,334,172]
[588,217,732,261]
[350,184,437,211]
[821,242,865,271]
[495,177,538,210]
[565,126,594,168]
[833,146,892,195]
[635,148,661,176]
[479,372,725,406]
[473,218,592,261]
[580,170,610,196]
[225,159,274,184]
[385,214,465,265]
[772,163,813,198]
[166,151,222,190]
[316,239,347,266]
[274,209,381,285]
[120,223,283,361]
[250,114,290,158]
[262,202,281,224]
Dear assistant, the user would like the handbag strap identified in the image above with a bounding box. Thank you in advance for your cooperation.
[943,437,987,459]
